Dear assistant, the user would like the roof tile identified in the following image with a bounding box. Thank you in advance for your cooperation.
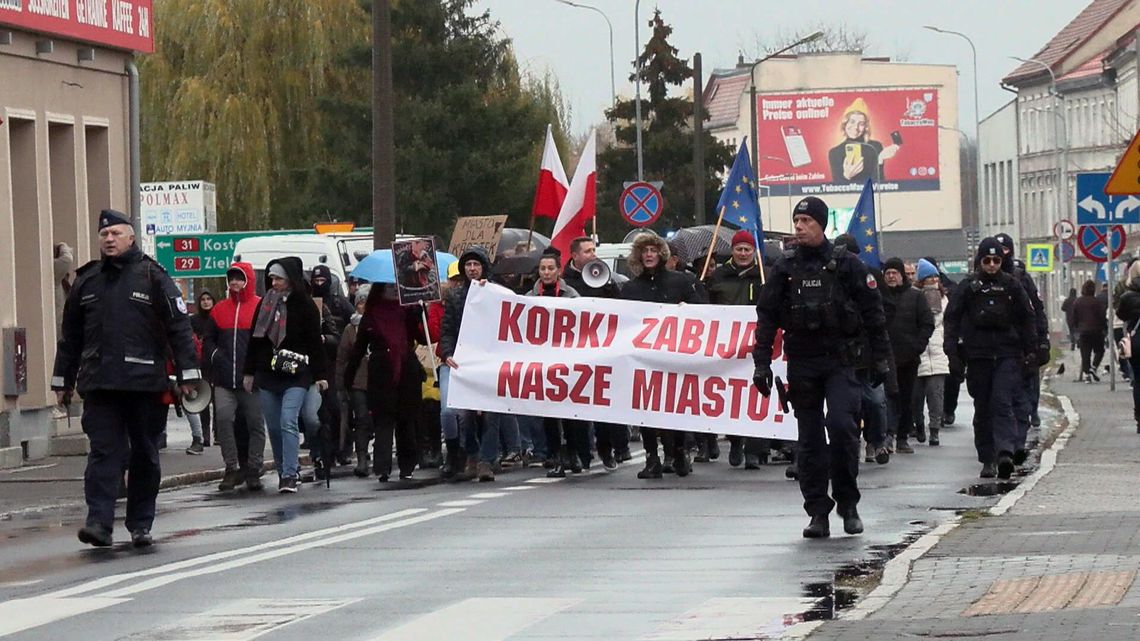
[1003,0,1132,85]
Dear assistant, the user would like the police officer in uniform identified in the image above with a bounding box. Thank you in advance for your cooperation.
[943,237,1037,479]
[52,210,201,548]
[753,197,892,538]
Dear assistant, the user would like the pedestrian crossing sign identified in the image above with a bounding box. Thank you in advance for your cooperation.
[1026,243,1053,272]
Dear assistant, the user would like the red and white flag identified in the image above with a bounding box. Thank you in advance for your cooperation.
[550,130,597,258]
[531,124,569,220]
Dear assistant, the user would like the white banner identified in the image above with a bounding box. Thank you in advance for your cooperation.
[448,283,795,440]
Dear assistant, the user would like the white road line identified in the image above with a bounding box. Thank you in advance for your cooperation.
[45,508,430,599]
[438,500,484,507]
[502,485,536,491]
[639,597,815,641]
[524,477,565,484]
[102,509,465,598]
[0,596,129,638]
[127,598,358,641]
[468,492,508,499]
[371,597,580,641]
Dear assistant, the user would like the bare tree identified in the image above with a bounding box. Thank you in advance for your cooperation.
[748,23,908,61]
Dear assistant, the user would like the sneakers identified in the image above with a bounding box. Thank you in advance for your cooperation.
[674,450,691,477]
[245,473,264,491]
[546,463,566,478]
[500,451,523,467]
[477,461,495,482]
[218,469,244,492]
[997,452,1015,480]
[616,449,633,462]
[802,515,830,539]
[637,455,663,479]
[662,455,675,474]
[464,456,478,477]
[708,439,721,460]
[1087,369,1100,383]
[874,446,891,465]
[864,442,875,463]
[600,452,618,471]
[130,529,153,548]
[943,412,955,426]
[353,454,370,478]
[694,440,710,463]
[185,438,204,455]
[278,477,299,493]
[77,524,113,548]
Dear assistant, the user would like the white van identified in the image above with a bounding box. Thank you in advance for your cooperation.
[232,233,374,293]
[595,242,633,279]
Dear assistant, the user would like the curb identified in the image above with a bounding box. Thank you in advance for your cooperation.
[786,388,1080,635]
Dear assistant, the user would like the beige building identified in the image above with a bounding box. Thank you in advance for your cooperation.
[0,11,148,463]
[703,52,963,254]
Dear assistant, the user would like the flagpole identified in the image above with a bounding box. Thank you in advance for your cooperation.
[753,224,766,285]
[700,206,726,280]
[526,213,536,256]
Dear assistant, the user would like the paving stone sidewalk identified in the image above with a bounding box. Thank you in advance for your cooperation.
[805,353,1140,640]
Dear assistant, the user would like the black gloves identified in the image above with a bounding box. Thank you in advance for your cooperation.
[1021,353,1038,378]
[875,360,899,397]
[1036,343,1051,367]
[753,364,774,397]
[949,352,965,379]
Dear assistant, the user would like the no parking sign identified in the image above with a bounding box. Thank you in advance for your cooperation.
[619,182,663,228]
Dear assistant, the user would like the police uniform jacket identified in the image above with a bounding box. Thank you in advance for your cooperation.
[754,240,891,367]
[52,246,200,394]
[943,269,1036,360]
[707,260,763,306]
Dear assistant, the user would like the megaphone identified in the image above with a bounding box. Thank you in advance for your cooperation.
[582,259,612,289]
[180,380,213,415]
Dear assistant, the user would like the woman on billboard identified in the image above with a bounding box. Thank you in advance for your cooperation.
[828,98,900,183]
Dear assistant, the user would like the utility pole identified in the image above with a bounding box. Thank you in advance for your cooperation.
[372,0,396,248]
[693,52,705,225]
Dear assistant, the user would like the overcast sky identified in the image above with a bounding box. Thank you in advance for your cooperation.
[476,0,1094,136]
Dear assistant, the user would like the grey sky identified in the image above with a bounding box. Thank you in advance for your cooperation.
[477,0,1092,136]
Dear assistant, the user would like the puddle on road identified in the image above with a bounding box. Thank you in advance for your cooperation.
[160,499,364,542]
[958,481,1019,497]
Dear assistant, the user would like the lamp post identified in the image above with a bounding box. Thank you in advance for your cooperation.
[924,26,981,231]
[1012,56,1066,232]
[749,31,824,203]
[554,1,616,109]
[633,0,644,180]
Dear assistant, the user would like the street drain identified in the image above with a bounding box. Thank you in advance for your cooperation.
[958,481,1019,497]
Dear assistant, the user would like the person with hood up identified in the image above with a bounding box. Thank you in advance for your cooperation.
[310,264,354,331]
[621,232,707,480]
[1061,287,1078,351]
[185,289,216,453]
[337,285,373,476]
[243,257,328,493]
[943,238,1036,479]
[912,259,949,447]
[344,284,425,482]
[881,257,934,453]
[440,246,498,481]
[204,263,266,491]
[1114,261,1140,431]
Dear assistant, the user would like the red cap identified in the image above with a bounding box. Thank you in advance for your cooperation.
[731,230,756,248]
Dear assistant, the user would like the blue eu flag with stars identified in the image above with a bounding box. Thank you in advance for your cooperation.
[717,140,763,242]
[845,178,881,270]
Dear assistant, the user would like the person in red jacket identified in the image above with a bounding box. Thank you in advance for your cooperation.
[203,263,267,491]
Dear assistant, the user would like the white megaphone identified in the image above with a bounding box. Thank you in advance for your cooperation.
[581,259,612,289]
[180,380,213,415]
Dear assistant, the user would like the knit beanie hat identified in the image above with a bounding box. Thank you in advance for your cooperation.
[792,196,829,230]
[883,257,906,276]
[915,258,938,282]
[731,230,756,248]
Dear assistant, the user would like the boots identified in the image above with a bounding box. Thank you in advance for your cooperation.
[218,468,244,491]
[637,454,663,479]
[353,453,370,478]
[929,419,942,447]
[802,515,830,538]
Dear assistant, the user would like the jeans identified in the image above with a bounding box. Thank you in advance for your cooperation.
[477,413,510,464]
[214,386,266,472]
[187,412,203,440]
[438,366,471,442]
[860,380,889,448]
[494,413,521,454]
[259,387,307,479]
[301,383,322,440]
[911,375,946,431]
[517,415,547,457]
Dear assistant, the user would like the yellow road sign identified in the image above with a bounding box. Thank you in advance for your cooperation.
[1026,243,1053,272]
[1105,129,1140,195]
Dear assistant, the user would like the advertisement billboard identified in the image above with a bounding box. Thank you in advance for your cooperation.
[0,1,154,53]
[757,88,940,196]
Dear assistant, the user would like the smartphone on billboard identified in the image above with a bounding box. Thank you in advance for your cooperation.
[781,126,812,167]
[844,143,863,166]
[891,130,903,146]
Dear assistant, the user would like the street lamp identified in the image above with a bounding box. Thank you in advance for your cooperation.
[748,31,824,201]
[1012,56,1067,233]
[634,0,644,180]
[924,26,981,231]
[554,1,616,110]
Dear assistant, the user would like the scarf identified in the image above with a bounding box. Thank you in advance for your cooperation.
[253,288,289,348]
[368,299,408,382]
[534,279,561,297]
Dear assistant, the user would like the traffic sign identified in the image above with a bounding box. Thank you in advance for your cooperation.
[1053,219,1075,240]
[1077,224,1126,263]
[1055,240,1075,263]
[619,181,663,228]
[1025,243,1053,272]
[1076,172,1140,225]
[1105,129,1140,195]
[155,230,312,277]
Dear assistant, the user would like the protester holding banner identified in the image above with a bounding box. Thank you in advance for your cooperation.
[622,232,707,479]
[753,196,892,539]
[344,284,426,482]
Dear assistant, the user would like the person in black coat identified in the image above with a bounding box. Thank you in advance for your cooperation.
[345,284,426,482]
[243,257,328,493]
[880,257,934,451]
[1072,279,1107,382]
[1115,261,1140,431]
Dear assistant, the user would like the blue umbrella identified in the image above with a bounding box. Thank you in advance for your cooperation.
[351,250,458,284]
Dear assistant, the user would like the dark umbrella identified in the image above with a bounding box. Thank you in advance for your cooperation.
[497,228,551,258]
[492,255,539,276]
[669,225,737,266]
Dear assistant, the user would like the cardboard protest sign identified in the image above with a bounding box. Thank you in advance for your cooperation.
[448,215,508,261]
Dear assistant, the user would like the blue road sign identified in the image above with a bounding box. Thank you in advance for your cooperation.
[619,181,663,227]
[1076,172,1140,225]
[1077,224,1126,263]
[1055,240,1075,263]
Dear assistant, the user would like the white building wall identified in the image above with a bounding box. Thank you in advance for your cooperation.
[979,100,1020,241]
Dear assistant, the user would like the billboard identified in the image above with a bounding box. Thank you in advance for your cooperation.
[756,88,940,196]
[0,1,154,53]
[139,181,217,257]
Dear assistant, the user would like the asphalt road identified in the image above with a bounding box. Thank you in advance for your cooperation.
[0,400,1036,641]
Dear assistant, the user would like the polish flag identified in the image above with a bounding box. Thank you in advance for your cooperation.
[550,130,597,258]
[531,124,569,219]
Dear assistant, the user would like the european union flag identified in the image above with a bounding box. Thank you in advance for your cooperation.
[845,178,881,269]
[717,140,762,238]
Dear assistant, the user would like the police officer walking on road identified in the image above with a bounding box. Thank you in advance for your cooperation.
[753,197,893,538]
[52,210,201,548]
[943,237,1037,480]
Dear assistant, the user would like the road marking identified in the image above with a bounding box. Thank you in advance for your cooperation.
[524,477,564,484]
[0,463,58,475]
[371,597,579,641]
[640,597,815,641]
[502,485,536,491]
[0,596,128,637]
[124,598,357,640]
[438,500,484,507]
[468,492,508,499]
[47,508,430,599]
[0,580,42,588]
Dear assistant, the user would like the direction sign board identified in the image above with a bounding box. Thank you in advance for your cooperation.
[1105,129,1140,195]
[1077,224,1126,263]
[619,181,663,227]
[1076,172,1140,225]
[1055,240,1075,264]
[155,230,312,278]
[1025,243,1053,272]
[1053,219,1075,240]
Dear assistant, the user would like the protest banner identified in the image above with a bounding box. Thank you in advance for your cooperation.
[447,283,795,440]
[392,237,441,305]
[448,215,508,261]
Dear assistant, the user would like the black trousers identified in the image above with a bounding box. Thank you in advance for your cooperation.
[372,413,418,477]
[966,357,1021,464]
[893,359,919,440]
[727,435,767,456]
[543,417,591,466]
[943,370,962,418]
[1079,332,1105,375]
[594,422,629,458]
[787,357,862,518]
[81,390,167,532]
[642,428,687,460]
